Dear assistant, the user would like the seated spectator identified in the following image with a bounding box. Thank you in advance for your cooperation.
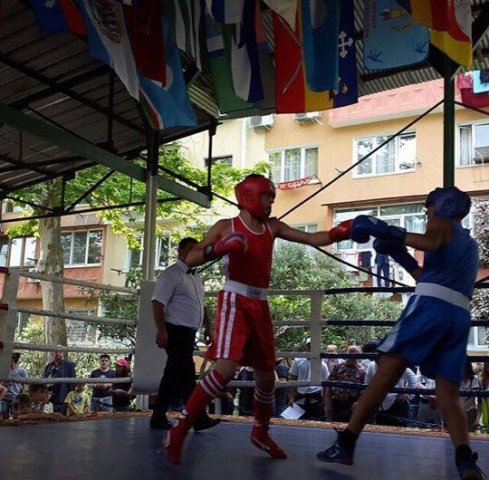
[365,359,417,427]
[274,357,289,417]
[65,383,91,416]
[30,384,54,414]
[288,339,330,420]
[324,345,365,422]
[12,393,33,419]
[1,352,27,419]
[479,362,489,434]
[112,358,134,413]
[460,360,481,432]
[237,367,255,416]
[325,344,344,372]
[90,354,115,413]
[209,387,235,416]
[360,341,379,370]
[416,370,443,428]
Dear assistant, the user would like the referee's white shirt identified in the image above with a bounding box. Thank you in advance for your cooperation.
[289,358,330,395]
[152,259,205,329]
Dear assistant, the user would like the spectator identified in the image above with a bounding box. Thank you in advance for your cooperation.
[325,344,343,372]
[460,360,481,432]
[112,358,134,413]
[360,341,378,370]
[30,384,54,413]
[365,360,417,427]
[209,387,235,416]
[1,352,27,419]
[288,339,330,420]
[12,393,33,418]
[416,371,443,428]
[237,367,255,416]
[274,358,289,417]
[43,348,76,414]
[90,354,115,413]
[324,346,365,422]
[479,363,489,433]
[65,383,90,416]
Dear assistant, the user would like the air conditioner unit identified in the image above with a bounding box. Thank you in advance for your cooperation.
[249,114,274,129]
[294,111,321,123]
[27,268,40,284]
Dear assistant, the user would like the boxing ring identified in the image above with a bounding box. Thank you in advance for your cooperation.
[1,269,489,480]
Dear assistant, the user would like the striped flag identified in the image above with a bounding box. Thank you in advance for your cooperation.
[123,0,166,85]
[301,0,339,92]
[406,0,473,67]
[334,0,357,108]
[363,0,429,71]
[30,0,86,35]
[273,0,332,113]
[80,0,139,99]
[138,16,196,130]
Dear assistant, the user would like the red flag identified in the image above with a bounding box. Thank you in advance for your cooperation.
[456,73,489,109]
[124,0,166,85]
[273,1,331,113]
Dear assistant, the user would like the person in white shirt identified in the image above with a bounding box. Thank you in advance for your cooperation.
[150,237,219,432]
[288,339,329,420]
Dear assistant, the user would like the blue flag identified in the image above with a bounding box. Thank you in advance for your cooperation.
[138,17,196,130]
[363,0,428,71]
[30,0,86,34]
[301,0,339,92]
[334,0,357,108]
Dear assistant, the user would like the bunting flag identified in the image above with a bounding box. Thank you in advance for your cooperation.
[263,0,297,31]
[334,0,357,108]
[30,0,86,35]
[273,0,332,113]
[205,0,244,23]
[205,13,253,114]
[255,6,275,111]
[473,70,489,94]
[123,0,166,85]
[229,0,263,103]
[139,17,196,130]
[301,0,339,92]
[172,0,208,72]
[405,0,473,67]
[457,73,489,109]
[363,0,428,71]
[80,0,139,99]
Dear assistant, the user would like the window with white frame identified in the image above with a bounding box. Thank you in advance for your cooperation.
[269,146,318,183]
[127,236,171,270]
[468,326,488,350]
[0,236,37,267]
[205,155,233,167]
[354,133,416,177]
[61,230,103,266]
[458,122,489,166]
[334,203,426,251]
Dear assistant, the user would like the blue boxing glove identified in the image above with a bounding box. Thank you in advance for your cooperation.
[351,215,407,244]
[373,239,418,272]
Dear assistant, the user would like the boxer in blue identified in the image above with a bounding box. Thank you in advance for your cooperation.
[317,187,484,480]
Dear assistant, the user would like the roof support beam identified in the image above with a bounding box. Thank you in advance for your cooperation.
[0,102,211,207]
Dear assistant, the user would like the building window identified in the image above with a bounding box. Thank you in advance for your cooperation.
[458,122,489,166]
[269,146,318,183]
[468,326,488,350]
[1,201,24,214]
[205,155,233,167]
[0,236,37,267]
[334,203,426,251]
[127,236,171,270]
[61,230,103,266]
[353,133,416,177]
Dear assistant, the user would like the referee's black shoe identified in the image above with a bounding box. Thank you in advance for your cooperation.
[150,413,173,430]
[193,415,221,432]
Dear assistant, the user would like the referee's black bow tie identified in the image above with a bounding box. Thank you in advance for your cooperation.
[187,268,196,275]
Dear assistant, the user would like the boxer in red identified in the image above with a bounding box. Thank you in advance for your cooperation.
[165,174,353,465]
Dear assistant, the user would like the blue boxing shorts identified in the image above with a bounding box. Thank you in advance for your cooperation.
[378,294,471,385]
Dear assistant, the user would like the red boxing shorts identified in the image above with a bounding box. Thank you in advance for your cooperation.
[206,290,276,372]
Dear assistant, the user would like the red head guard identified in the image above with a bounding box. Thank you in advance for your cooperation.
[235,175,276,220]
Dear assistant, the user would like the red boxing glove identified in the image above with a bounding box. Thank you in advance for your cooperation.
[204,232,247,260]
[328,219,353,243]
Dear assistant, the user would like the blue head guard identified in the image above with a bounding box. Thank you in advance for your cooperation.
[425,187,471,219]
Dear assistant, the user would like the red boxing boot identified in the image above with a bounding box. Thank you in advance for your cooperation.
[164,426,187,465]
[251,425,287,459]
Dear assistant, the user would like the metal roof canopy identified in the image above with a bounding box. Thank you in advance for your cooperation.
[1,1,489,279]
